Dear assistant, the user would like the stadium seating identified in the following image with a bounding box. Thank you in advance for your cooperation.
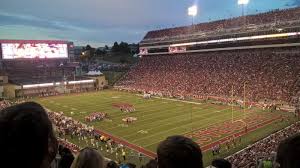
[143,7,300,41]
[1,6,300,168]
[226,122,300,167]
[116,48,300,103]
[2,60,69,84]
[0,59,96,97]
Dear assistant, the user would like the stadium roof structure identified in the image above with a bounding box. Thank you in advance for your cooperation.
[139,7,300,56]
[141,7,300,42]
[86,70,103,76]
[10,76,91,86]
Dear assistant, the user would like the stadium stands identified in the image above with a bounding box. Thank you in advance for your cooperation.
[116,48,300,103]
[142,7,300,43]
[0,59,98,97]
[117,7,300,164]
[2,59,75,84]
[0,100,299,167]
[0,5,299,168]
[226,122,300,167]
[0,99,26,110]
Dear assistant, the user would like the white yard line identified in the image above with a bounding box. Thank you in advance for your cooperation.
[136,94,203,105]
[142,111,258,148]
[131,107,235,143]
[122,106,230,139]
[105,103,215,131]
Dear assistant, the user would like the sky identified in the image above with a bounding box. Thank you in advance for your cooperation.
[0,0,299,47]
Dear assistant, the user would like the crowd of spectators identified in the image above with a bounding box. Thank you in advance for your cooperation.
[116,48,300,104]
[0,102,300,168]
[0,99,26,110]
[0,100,13,110]
[47,111,96,141]
[58,138,81,153]
[143,7,300,41]
[226,122,300,167]
[47,110,137,164]
[0,100,138,167]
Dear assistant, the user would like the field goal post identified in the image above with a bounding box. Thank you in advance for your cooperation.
[231,83,248,124]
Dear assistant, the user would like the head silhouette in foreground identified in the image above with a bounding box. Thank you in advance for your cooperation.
[157,135,203,168]
[71,147,105,168]
[0,102,58,168]
[276,133,300,168]
[211,158,232,168]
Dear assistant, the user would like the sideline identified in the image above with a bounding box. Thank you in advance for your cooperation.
[136,94,203,105]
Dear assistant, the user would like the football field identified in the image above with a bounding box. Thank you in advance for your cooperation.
[36,90,296,165]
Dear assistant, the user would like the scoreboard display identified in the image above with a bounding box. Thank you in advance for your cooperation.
[0,40,69,59]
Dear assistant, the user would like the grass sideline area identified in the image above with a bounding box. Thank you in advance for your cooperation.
[36,90,298,167]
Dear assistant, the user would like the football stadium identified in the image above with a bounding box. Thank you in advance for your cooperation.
[0,2,300,168]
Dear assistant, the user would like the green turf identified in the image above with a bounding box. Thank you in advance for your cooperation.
[36,90,298,166]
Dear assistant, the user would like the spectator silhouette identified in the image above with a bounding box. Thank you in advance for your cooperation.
[59,147,75,168]
[106,161,119,168]
[211,158,232,168]
[0,102,58,168]
[71,147,104,168]
[143,159,158,168]
[276,133,300,168]
[157,135,203,168]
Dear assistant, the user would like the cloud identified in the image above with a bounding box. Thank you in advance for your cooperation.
[0,24,106,47]
[0,0,196,29]
[0,0,295,46]
[0,14,145,47]
[287,0,300,6]
[0,11,91,32]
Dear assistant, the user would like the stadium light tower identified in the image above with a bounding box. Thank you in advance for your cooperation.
[238,0,249,27]
[238,0,249,16]
[187,5,198,136]
[238,0,249,5]
[188,5,198,25]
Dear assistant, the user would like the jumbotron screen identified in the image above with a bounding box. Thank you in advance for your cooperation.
[1,43,68,59]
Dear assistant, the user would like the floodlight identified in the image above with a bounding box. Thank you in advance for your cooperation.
[238,0,249,5]
[188,5,198,16]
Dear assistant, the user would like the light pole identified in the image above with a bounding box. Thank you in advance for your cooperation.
[231,85,234,123]
[238,0,250,27]
[188,5,198,26]
[187,5,197,137]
